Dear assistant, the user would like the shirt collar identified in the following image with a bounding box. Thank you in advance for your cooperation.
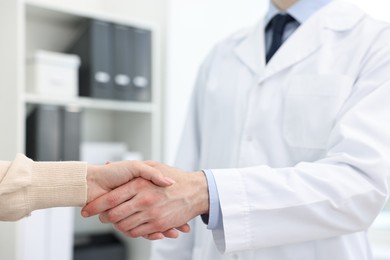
[264,0,332,27]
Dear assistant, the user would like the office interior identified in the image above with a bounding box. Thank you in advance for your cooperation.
[0,0,389,259]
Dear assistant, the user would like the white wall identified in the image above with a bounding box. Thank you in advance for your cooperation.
[164,0,267,164]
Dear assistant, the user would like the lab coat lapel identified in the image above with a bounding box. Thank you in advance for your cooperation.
[261,0,365,82]
[232,1,365,82]
[262,13,324,81]
[233,20,266,77]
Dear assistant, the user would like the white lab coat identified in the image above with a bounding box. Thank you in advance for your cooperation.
[151,1,390,259]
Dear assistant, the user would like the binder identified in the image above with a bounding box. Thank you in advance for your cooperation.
[113,25,152,102]
[69,19,152,102]
[26,105,61,161]
[74,233,126,260]
[68,19,114,100]
[61,107,82,161]
[26,105,82,161]
[130,27,152,102]
[112,24,133,100]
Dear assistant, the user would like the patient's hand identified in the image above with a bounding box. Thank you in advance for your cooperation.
[85,160,175,204]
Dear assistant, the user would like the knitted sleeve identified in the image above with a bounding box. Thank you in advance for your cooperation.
[0,154,87,221]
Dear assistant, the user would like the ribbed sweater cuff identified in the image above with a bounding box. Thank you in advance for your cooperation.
[27,161,87,211]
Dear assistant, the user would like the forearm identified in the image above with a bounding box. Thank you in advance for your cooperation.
[28,159,87,210]
[0,154,87,221]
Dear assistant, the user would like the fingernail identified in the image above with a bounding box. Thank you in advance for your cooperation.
[165,177,176,184]
[81,210,89,218]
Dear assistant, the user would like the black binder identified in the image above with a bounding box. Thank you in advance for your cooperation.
[61,107,82,161]
[69,19,114,100]
[74,233,126,260]
[130,27,152,102]
[26,105,82,161]
[69,19,152,102]
[112,24,133,100]
[26,105,61,161]
[112,25,152,102]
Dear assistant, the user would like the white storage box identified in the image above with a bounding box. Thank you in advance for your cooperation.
[80,142,144,165]
[80,142,128,165]
[26,50,81,98]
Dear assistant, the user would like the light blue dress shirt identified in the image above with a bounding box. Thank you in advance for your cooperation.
[203,0,332,230]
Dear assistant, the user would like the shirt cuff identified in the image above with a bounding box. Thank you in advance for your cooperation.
[202,169,223,230]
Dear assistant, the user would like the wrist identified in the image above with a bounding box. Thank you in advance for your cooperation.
[28,159,87,210]
[86,164,100,203]
[191,171,210,216]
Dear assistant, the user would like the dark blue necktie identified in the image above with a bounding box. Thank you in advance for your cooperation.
[266,14,295,63]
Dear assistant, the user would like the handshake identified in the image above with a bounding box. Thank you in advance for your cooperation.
[82,160,209,240]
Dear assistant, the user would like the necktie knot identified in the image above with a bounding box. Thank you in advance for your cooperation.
[266,13,295,63]
[270,14,295,33]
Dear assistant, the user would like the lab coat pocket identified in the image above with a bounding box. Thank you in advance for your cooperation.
[283,75,353,149]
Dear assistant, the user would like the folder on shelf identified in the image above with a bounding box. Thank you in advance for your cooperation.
[112,25,153,102]
[74,233,126,260]
[69,19,152,102]
[112,24,133,100]
[26,105,62,161]
[68,19,114,100]
[26,105,82,161]
[61,107,82,161]
[130,27,152,102]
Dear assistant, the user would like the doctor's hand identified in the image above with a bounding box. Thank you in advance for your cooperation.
[82,161,209,240]
[84,160,175,206]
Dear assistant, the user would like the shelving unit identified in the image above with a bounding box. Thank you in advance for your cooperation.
[0,0,161,259]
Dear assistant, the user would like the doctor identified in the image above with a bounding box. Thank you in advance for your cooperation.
[83,0,390,259]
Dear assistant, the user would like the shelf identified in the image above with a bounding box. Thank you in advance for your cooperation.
[24,94,155,113]
[1,1,161,259]
[24,0,156,30]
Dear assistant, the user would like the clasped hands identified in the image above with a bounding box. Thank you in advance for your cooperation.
[82,160,209,240]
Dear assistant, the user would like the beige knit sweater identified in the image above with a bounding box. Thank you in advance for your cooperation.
[0,154,87,221]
